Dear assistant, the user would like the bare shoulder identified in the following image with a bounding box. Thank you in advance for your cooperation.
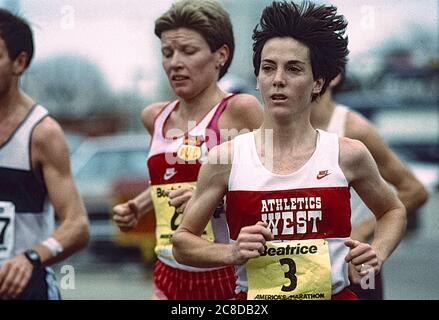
[226,93,262,118]
[339,136,371,180]
[220,93,263,131]
[345,110,396,161]
[196,140,233,190]
[141,101,170,134]
[228,93,261,108]
[33,117,67,149]
[32,117,69,164]
[345,110,377,141]
[206,140,234,167]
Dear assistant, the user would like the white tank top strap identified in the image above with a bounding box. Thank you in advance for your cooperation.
[326,104,349,137]
[229,132,255,190]
[0,104,48,171]
[17,105,49,147]
[315,129,340,168]
[27,104,49,126]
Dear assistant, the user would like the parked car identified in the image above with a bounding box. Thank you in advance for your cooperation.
[65,130,85,154]
[70,133,150,241]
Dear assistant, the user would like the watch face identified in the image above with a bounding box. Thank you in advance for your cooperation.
[28,251,39,260]
[25,250,41,266]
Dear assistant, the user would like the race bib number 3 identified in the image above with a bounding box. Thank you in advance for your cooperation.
[151,183,214,257]
[0,201,15,261]
[246,239,332,300]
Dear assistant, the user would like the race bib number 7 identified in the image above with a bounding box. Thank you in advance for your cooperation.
[0,201,15,261]
[151,183,214,258]
[245,239,331,300]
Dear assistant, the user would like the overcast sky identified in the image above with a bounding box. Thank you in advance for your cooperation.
[1,0,437,92]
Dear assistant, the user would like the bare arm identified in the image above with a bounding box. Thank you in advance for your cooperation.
[0,117,89,298]
[172,143,234,267]
[112,102,168,231]
[341,138,406,268]
[172,142,273,268]
[33,118,90,265]
[346,111,428,215]
[112,186,153,231]
[349,219,376,243]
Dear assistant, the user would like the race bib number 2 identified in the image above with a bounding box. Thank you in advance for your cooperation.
[246,239,332,300]
[151,183,214,257]
[0,201,15,261]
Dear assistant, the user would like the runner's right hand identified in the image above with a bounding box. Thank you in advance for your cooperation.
[232,221,273,265]
[165,188,194,214]
[112,200,139,232]
[0,255,33,299]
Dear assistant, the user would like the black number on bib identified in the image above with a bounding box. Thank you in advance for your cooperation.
[279,258,297,292]
[0,217,11,245]
[170,208,180,231]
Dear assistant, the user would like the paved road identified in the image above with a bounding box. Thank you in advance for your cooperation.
[383,189,439,299]
[53,244,153,300]
[54,190,439,300]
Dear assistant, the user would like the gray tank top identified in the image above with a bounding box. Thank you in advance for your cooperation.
[0,105,55,264]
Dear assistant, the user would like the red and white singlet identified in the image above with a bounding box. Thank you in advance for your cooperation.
[147,95,235,271]
[227,129,352,298]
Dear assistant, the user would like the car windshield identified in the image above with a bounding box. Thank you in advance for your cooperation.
[75,149,147,182]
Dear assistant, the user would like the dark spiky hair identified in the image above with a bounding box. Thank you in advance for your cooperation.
[252,1,349,101]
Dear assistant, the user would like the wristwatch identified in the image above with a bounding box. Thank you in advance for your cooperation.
[24,249,42,268]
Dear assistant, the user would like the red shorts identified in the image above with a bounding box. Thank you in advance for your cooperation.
[332,288,358,300]
[235,288,358,300]
[153,259,237,300]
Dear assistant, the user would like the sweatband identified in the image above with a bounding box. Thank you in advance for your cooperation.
[42,237,64,257]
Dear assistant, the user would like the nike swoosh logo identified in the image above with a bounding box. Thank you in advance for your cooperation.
[164,170,177,181]
[317,171,331,180]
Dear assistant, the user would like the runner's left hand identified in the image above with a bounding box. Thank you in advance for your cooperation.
[344,239,382,284]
